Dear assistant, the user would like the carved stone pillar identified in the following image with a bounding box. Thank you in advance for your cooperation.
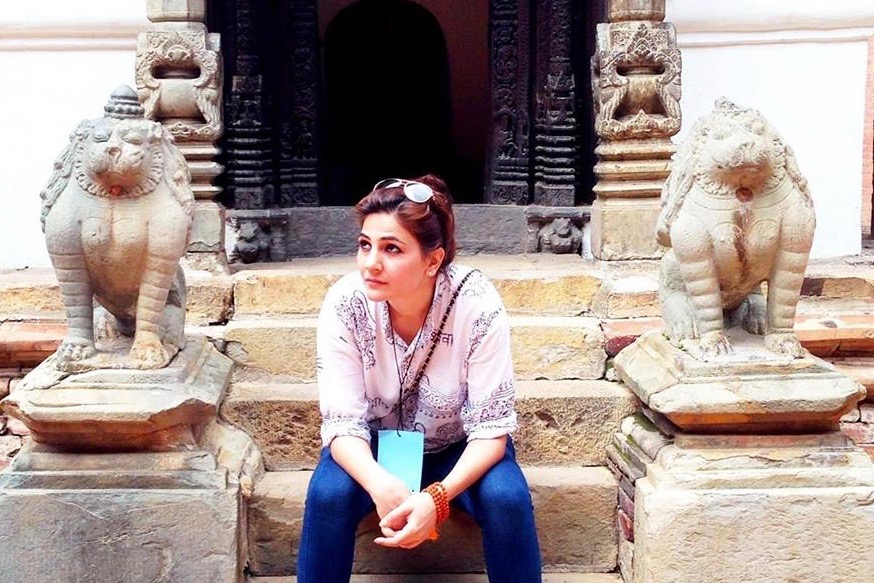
[137,0,228,272]
[590,0,680,259]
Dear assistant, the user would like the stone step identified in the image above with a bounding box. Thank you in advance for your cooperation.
[0,267,233,326]
[219,378,638,470]
[3,254,874,322]
[247,466,618,577]
[229,255,874,318]
[3,298,874,371]
[249,574,621,582]
[220,315,608,381]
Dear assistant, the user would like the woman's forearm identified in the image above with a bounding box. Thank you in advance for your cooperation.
[440,435,508,500]
[329,435,389,493]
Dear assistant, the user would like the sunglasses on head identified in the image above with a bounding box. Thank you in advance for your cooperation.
[372,178,434,203]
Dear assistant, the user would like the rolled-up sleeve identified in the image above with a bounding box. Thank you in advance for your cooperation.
[317,285,372,446]
[461,305,518,440]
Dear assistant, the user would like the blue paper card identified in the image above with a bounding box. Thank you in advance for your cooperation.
[377,430,425,493]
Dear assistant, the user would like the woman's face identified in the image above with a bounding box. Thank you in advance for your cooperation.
[357,212,442,305]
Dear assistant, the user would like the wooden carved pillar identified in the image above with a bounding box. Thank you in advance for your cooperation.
[277,0,320,207]
[223,0,275,210]
[485,0,532,205]
[533,0,578,207]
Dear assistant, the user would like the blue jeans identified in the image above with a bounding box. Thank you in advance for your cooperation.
[297,437,542,583]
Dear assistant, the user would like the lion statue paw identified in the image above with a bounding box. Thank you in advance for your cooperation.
[764,333,806,358]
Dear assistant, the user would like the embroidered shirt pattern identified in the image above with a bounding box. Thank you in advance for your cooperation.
[316,265,518,452]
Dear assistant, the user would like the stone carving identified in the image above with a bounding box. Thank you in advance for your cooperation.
[537,218,583,254]
[656,98,816,358]
[592,21,681,141]
[136,29,222,142]
[40,87,194,370]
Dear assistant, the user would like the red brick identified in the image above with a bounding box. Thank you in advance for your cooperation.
[0,321,66,367]
[841,422,874,444]
[602,318,662,357]
[617,510,634,542]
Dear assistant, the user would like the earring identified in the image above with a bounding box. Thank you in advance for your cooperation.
[428,269,436,277]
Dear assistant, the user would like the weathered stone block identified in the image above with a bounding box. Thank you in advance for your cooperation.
[591,275,660,319]
[189,200,226,253]
[0,449,240,583]
[511,317,607,380]
[247,466,618,576]
[634,440,874,583]
[224,319,316,380]
[220,380,637,470]
[590,198,664,261]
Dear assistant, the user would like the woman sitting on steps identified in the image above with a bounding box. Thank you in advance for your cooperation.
[297,174,542,582]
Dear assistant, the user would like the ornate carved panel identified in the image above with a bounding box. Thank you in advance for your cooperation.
[486,0,532,205]
[278,0,320,207]
[135,28,223,143]
[222,0,275,209]
[532,0,578,206]
[592,21,682,141]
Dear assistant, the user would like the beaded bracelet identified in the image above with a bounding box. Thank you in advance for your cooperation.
[424,481,450,540]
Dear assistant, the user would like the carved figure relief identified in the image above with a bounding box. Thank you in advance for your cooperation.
[537,217,582,254]
[656,98,815,358]
[40,87,194,370]
[592,22,681,140]
[136,29,223,141]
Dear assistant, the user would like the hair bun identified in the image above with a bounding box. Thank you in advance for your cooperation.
[415,174,451,202]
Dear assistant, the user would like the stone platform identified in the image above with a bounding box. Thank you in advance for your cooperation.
[2,336,232,450]
[0,444,242,583]
[633,433,874,583]
[614,330,866,433]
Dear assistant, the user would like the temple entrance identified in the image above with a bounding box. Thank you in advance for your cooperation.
[322,0,485,205]
[209,0,604,258]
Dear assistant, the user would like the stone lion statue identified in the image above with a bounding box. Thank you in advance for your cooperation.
[40,86,194,370]
[655,98,815,358]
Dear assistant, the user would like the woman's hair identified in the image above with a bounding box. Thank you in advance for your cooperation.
[354,174,457,269]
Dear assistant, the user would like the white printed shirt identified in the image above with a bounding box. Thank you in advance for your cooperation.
[317,264,518,452]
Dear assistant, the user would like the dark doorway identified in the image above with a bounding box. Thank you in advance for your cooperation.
[323,0,456,205]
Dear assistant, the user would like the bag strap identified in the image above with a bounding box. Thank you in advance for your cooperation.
[406,268,478,392]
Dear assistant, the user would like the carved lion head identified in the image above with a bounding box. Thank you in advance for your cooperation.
[656,98,812,247]
[694,98,784,191]
[81,118,165,194]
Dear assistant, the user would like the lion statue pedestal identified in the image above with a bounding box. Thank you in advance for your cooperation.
[610,99,872,583]
[0,88,246,583]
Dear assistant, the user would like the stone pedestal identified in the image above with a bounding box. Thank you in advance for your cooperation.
[612,330,870,581]
[2,336,232,450]
[633,434,874,583]
[615,330,866,433]
[0,444,242,583]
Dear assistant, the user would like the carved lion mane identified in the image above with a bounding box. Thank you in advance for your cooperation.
[39,118,193,232]
[656,98,813,248]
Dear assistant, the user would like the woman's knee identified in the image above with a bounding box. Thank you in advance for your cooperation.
[475,464,534,517]
[305,454,366,515]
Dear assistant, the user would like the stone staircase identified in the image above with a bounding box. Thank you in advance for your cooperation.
[2,254,874,579]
